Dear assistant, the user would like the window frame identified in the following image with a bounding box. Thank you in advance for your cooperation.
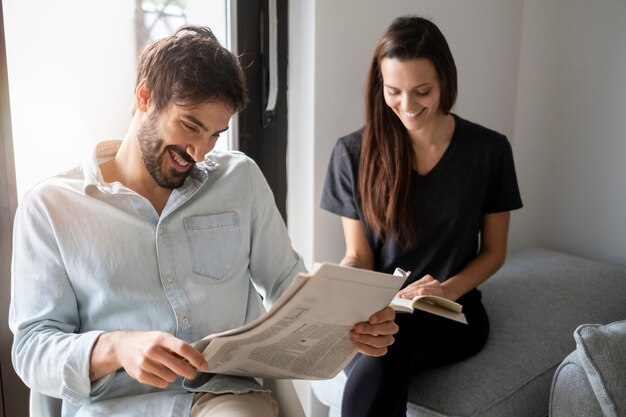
[0,3,28,415]
[236,0,289,222]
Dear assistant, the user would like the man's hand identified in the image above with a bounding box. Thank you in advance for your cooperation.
[90,331,208,388]
[350,306,398,357]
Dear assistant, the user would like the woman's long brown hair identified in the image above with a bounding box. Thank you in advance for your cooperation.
[358,16,457,247]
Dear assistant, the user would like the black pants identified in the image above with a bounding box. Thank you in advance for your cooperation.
[341,298,490,417]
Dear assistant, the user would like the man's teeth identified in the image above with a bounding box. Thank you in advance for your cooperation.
[169,150,190,167]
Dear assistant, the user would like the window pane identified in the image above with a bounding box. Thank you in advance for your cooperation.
[4,0,232,198]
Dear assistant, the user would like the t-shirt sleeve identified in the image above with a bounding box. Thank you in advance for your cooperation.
[320,137,360,219]
[483,137,523,213]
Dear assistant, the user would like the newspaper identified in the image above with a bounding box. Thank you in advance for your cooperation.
[192,263,406,380]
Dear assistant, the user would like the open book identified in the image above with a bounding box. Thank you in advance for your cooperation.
[390,294,467,324]
[192,263,406,380]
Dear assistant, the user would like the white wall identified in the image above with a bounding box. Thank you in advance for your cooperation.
[512,0,626,266]
[288,0,525,270]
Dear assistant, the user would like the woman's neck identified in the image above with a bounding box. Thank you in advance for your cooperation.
[407,112,455,148]
[408,113,456,175]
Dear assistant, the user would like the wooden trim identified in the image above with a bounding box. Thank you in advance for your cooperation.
[0,2,30,416]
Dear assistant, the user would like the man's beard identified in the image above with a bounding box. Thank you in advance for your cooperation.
[137,111,193,190]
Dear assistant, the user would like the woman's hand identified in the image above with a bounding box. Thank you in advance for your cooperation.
[396,211,511,303]
[350,306,399,357]
[396,274,456,301]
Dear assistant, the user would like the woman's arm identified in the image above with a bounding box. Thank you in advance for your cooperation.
[397,211,511,301]
[340,216,375,269]
[442,211,510,300]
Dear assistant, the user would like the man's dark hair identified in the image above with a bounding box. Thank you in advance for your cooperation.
[136,25,248,112]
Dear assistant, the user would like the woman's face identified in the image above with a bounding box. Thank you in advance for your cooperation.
[380,57,443,133]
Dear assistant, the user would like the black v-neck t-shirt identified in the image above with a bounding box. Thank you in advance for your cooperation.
[321,114,523,304]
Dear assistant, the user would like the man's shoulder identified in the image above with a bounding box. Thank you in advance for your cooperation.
[19,166,86,214]
[201,150,264,183]
[25,166,85,198]
[203,150,255,172]
[207,149,250,163]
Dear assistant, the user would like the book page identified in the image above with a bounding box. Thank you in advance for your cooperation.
[390,294,467,324]
[195,263,406,379]
[413,295,463,313]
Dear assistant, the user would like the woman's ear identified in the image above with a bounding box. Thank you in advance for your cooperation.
[135,79,151,112]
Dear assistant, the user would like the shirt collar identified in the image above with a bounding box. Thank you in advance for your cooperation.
[82,140,220,195]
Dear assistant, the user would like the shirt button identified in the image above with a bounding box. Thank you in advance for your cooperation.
[159,227,165,236]
[166,276,174,284]
[182,317,190,326]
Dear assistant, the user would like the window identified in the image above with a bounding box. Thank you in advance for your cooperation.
[3,0,233,199]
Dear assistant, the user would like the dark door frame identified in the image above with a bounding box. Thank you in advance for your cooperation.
[237,0,289,222]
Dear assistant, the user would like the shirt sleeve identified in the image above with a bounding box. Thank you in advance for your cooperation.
[246,158,307,310]
[9,191,105,404]
[483,137,523,213]
[320,135,361,219]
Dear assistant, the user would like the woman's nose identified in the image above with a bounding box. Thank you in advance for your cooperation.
[400,94,411,111]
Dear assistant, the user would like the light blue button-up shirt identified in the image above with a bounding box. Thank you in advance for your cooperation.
[10,140,306,417]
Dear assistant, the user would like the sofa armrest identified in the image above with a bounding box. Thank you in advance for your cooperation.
[549,351,603,417]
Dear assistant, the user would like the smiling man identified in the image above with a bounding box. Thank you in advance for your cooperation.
[9,26,398,417]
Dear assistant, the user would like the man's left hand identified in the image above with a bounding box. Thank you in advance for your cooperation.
[350,306,398,357]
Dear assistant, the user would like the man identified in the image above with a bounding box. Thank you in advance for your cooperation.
[9,26,397,417]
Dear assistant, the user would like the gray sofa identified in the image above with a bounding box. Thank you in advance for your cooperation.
[311,247,626,417]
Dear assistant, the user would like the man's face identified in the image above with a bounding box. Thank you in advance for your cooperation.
[137,101,233,189]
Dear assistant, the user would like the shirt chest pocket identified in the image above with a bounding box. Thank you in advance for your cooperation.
[184,212,241,280]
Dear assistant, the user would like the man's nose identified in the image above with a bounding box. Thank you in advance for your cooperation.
[186,144,207,163]
[186,138,218,163]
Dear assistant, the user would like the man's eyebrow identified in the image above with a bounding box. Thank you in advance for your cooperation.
[181,115,229,134]
[182,115,209,131]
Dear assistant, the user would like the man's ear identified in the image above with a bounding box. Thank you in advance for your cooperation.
[135,79,151,112]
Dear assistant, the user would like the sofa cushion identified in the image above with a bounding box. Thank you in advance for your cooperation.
[312,247,626,417]
[572,321,626,417]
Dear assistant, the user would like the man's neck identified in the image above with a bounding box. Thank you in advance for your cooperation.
[99,138,173,215]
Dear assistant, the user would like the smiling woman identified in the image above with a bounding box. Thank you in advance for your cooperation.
[320,16,522,417]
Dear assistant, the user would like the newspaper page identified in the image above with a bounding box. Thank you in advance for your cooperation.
[192,263,406,380]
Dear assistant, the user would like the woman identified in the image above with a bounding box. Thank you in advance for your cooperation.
[321,16,523,416]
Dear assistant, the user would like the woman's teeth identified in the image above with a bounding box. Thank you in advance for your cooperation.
[402,108,425,118]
